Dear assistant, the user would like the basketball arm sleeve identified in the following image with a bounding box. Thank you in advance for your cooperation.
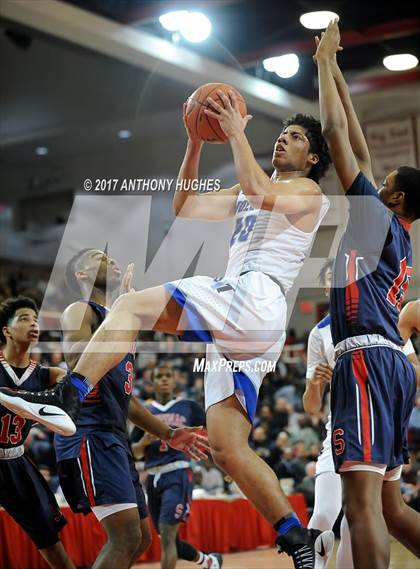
[306,326,327,379]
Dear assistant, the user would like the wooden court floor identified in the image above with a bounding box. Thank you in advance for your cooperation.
[135,540,418,569]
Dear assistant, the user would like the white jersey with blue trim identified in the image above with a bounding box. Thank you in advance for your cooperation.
[306,314,334,450]
[225,190,330,294]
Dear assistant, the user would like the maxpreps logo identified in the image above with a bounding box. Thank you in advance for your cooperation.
[193,358,276,374]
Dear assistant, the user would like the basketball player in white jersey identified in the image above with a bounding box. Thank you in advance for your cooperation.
[399,299,420,385]
[303,259,353,568]
[1,95,334,568]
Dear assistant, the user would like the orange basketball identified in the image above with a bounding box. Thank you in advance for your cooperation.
[185,82,247,143]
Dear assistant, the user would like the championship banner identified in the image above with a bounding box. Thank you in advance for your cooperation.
[365,117,417,185]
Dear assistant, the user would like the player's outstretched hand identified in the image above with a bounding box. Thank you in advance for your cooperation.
[169,426,211,461]
[315,18,343,61]
[119,263,135,295]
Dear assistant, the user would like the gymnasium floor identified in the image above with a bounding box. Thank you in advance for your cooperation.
[135,540,418,568]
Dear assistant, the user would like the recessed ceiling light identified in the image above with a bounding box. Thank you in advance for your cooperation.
[300,11,339,30]
[159,11,188,32]
[383,53,418,71]
[180,12,211,43]
[159,10,211,43]
[118,129,132,139]
[263,54,300,79]
[35,146,48,156]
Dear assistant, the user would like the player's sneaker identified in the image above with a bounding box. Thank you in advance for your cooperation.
[276,527,334,569]
[0,376,80,436]
[208,553,223,568]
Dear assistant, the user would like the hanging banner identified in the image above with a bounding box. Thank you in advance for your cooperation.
[365,117,417,185]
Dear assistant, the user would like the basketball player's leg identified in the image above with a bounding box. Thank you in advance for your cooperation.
[92,507,143,569]
[308,468,354,567]
[159,523,179,569]
[382,474,420,557]
[341,470,389,569]
[136,517,153,560]
[207,394,295,523]
[39,543,76,569]
[72,285,183,385]
[308,471,342,531]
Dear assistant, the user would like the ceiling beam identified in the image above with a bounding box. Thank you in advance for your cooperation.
[239,18,420,67]
[0,0,316,118]
[349,69,420,94]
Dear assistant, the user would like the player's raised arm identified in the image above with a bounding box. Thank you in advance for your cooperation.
[303,326,332,414]
[174,103,239,221]
[399,300,420,342]
[317,20,360,192]
[128,396,210,460]
[314,35,374,185]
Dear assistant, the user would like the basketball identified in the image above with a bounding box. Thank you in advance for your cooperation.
[185,82,247,143]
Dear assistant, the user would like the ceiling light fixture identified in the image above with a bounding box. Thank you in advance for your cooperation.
[159,11,189,32]
[299,11,339,30]
[159,10,211,43]
[263,54,300,79]
[383,53,418,71]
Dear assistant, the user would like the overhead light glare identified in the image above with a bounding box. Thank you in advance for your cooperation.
[299,11,339,30]
[263,54,300,79]
[159,10,211,43]
[383,53,418,71]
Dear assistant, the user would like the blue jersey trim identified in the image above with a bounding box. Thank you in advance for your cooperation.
[317,314,331,329]
[233,371,258,421]
[164,283,213,343]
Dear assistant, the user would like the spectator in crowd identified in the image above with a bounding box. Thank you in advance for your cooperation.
[197,459,225,495]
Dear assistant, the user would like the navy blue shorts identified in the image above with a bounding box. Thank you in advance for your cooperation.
[57,432,148,519]
[146,468,193,529]
[331,346,416,472]
[0,454,66,549]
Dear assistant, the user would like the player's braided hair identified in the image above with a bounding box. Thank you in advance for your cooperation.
[0,296,38,344]
[395,166,420,220]
[282,113,331,182]
[65,248,95,293]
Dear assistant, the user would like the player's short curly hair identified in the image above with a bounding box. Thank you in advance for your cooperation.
[395,166,420,220]
[318,258,334,286]
[282,113,331,182]
[0,296,38,344]
[65,248,95,293]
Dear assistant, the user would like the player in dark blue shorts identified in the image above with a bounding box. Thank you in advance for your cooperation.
[0,297,75,569]
[54,249,209,569]
[131,364,223,569]
[317,20,420,568]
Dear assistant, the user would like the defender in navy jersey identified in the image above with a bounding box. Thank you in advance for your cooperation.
[0,297,74,569]
[131,364,222,569]
[317,20,420,568]
[54,249,209,569]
